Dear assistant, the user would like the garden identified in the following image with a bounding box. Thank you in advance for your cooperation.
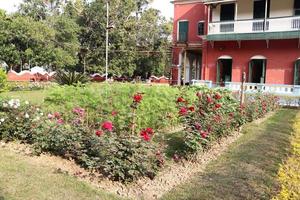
[0,79,279,184]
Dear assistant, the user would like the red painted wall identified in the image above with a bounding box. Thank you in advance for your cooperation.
[203,39,300,85]
[173,3,206,44]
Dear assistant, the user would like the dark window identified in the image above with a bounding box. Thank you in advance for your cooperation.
[178,21,189,42]
[295,0,300,16]
[253,0,270,19]
[198,22,205,35]
[220,3,235,21]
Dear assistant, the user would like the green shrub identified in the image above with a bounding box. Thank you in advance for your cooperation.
[177,90,278,155]
[54,70,89,86]
[0,99,43,142]
[0,69,8,93]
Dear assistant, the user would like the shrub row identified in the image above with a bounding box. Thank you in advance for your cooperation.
[0,85,278,182]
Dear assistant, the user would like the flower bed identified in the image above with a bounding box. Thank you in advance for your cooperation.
[0,84,279,183]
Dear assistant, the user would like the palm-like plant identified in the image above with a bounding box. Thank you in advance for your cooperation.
[54,70,89,86]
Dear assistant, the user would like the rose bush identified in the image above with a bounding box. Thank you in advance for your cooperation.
[0,93,162,183]
[177,89,278,154]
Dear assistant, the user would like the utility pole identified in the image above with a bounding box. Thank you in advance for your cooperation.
[105,1,109,82]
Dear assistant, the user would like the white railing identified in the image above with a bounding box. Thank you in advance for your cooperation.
[224,82,300,96]
[191,80,213,88]
[209,16,300,35]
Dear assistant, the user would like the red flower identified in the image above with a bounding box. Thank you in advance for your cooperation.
[214,93,222,100]
[102,121,113,132]
[95,130,104,137]
[200,130,208,139]
[196,92,202,98]
[57,119,64,125]
[179,107,188,116]
[140,128,154,141]
[195,123,202,130]
[189,106,195,112]
[54,112,61,119]
[206,96,213,104]
[229,112,234,118]
[111,111,118,116]
[177,97,185,103]
[133,93,143,103]
[215,103,222,109]
[146,128,154,135]
[140,130,150,141]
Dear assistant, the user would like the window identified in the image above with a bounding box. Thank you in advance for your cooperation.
[295,0,300,16]
[253,0,270,19]
[220,3,235,21]
[198,22,205,35]
[178,21,189,42]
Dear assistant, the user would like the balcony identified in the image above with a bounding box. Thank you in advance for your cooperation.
[208,16,300,35]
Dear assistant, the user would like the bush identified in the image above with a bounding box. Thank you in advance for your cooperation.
[0,69,8,93]
[54,70,89,86]
[177,90,278,154]
[1,92,162,183]
[0,99,43,142]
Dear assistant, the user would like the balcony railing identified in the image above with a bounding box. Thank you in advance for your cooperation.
[208,16,300,35]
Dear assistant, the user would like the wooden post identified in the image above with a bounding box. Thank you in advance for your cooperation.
[240,72,246,106]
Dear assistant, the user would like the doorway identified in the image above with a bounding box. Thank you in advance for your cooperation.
[217,58,232,85]
[294,59,300,85]
[220,3,235,32]
[253,0,270,31]
[249,59,266,83]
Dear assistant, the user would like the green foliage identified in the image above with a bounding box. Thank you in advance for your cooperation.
[8,0,171,76]
[44,84,195,130]
[54,70,89,85]
[177,90,279,154]
[0,69,8,92]
[0,99,42,142]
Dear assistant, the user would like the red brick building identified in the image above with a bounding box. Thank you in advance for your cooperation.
[171,0,300,86]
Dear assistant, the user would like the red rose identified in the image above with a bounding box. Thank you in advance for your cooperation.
[146,128,154,135]
[57,119,64,125]
[195,123,202,130]
[54,112,61,119]
[177,97,185,103]
[95,130,104,137]
[215,103,222,109]
[207,96,213,104]
[214,93,222,100]
[229,112,234,117]
[179,107,188,116]
[102,121,113,132]
[133,93,143,103]
[189,106,195,112]
[111,111,118,116]
[196,92,202,98]
[140,129,151,141]
[200,131,208,139]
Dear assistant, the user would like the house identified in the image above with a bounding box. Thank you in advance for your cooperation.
[171,0,300,88]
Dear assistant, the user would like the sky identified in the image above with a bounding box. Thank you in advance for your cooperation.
[0,0,174,19]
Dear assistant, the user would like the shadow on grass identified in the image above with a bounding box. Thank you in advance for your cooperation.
[161,109,298,200]
[161,131,187,158]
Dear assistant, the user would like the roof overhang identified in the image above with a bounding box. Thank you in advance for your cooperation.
[203,0,236,4]
[207,31,300,41]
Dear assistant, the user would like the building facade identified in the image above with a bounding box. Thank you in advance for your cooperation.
[171,0,300,86]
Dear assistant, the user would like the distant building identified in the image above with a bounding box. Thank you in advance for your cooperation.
[171,0,300,86]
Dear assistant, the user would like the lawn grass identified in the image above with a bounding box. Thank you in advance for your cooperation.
[0,148,122,200]
[0,90,48,105]
[161,109,299,200]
